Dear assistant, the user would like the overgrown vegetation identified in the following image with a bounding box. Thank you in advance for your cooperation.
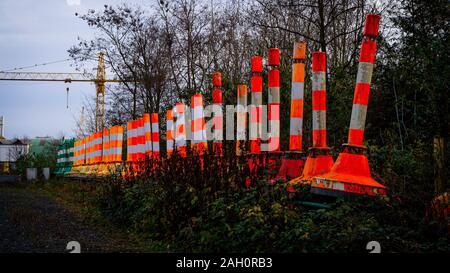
[47,150,448,253]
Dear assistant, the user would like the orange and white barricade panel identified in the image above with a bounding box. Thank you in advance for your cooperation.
[108,125,123,174]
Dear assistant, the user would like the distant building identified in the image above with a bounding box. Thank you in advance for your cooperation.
[0,139,29,174]
[29,137,57,156]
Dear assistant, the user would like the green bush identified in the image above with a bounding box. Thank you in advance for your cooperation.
[86,150,448,253]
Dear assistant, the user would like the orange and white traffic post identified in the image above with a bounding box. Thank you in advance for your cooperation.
[151,113,160,158]
[264,48,283,183]
[144,113,153,158]
[312,14,387,197]
[127,120,136,162]
[248,55,264,181]
[249,56,263,154]
[175,102,188,157]
[265,48,281,153]
[236,84,248,155]
[166,109,175,157]
[191,94,207,155]
[212,72,223,155]
[288,51,334,190]
[289,42,306,152]
[278,42,307,181]
[137,117,145,162]
[305,52,335,177]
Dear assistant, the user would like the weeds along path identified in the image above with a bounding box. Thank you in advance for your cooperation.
[0,181,148,253]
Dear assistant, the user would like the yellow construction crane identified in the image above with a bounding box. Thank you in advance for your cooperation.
[0,52,135,131]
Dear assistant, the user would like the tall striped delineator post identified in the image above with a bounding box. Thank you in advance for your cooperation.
[212,72,223,155]
[288,51,334,191]
[264,48,284,183]
[166,109,175,157]
[248,56,264,182]
[277,42,307,181]
[191,94,207,155]
[175,102,188,157]
[144,113,153,158]
[249,56,263,155]
[126,121,132,162]
[262,48,281,153]
[137,117,145,162]
[151,113,160,158]
[236,84,248,155]
[312,14,387,197]
[134,117,146,174]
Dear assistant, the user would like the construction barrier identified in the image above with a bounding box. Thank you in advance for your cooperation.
[55,138,75,176]
[266,48,281,153]
[249,56,263,154]
[60,20,387,198]
[137,117,145,161]
[166,109,175,156]
[151,113,160,158]
[191,94,207,155]
[175,102,188,157]
[247,56,264,181]
[109,125,123,163]
[127,120,136,162]
[144,113,153,158]
[212,72,223,155]
[311,14,387,197]
[236,84,248,155]
[287,51,334,190]
[99,128,109,175]
[289,42,306,152]
[277,42,307,181]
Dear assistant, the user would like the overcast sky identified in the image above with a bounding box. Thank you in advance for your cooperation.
[0,0,151,139]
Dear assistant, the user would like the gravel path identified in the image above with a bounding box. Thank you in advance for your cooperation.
[0,182,134,253]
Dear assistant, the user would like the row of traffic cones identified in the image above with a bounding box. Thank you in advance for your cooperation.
[285,14,387,197]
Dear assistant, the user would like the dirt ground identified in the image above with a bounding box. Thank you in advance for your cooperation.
[0,181,151,253]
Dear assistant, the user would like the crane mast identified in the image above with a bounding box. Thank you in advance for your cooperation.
[95,52,106,131]
[0,52,135,132]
